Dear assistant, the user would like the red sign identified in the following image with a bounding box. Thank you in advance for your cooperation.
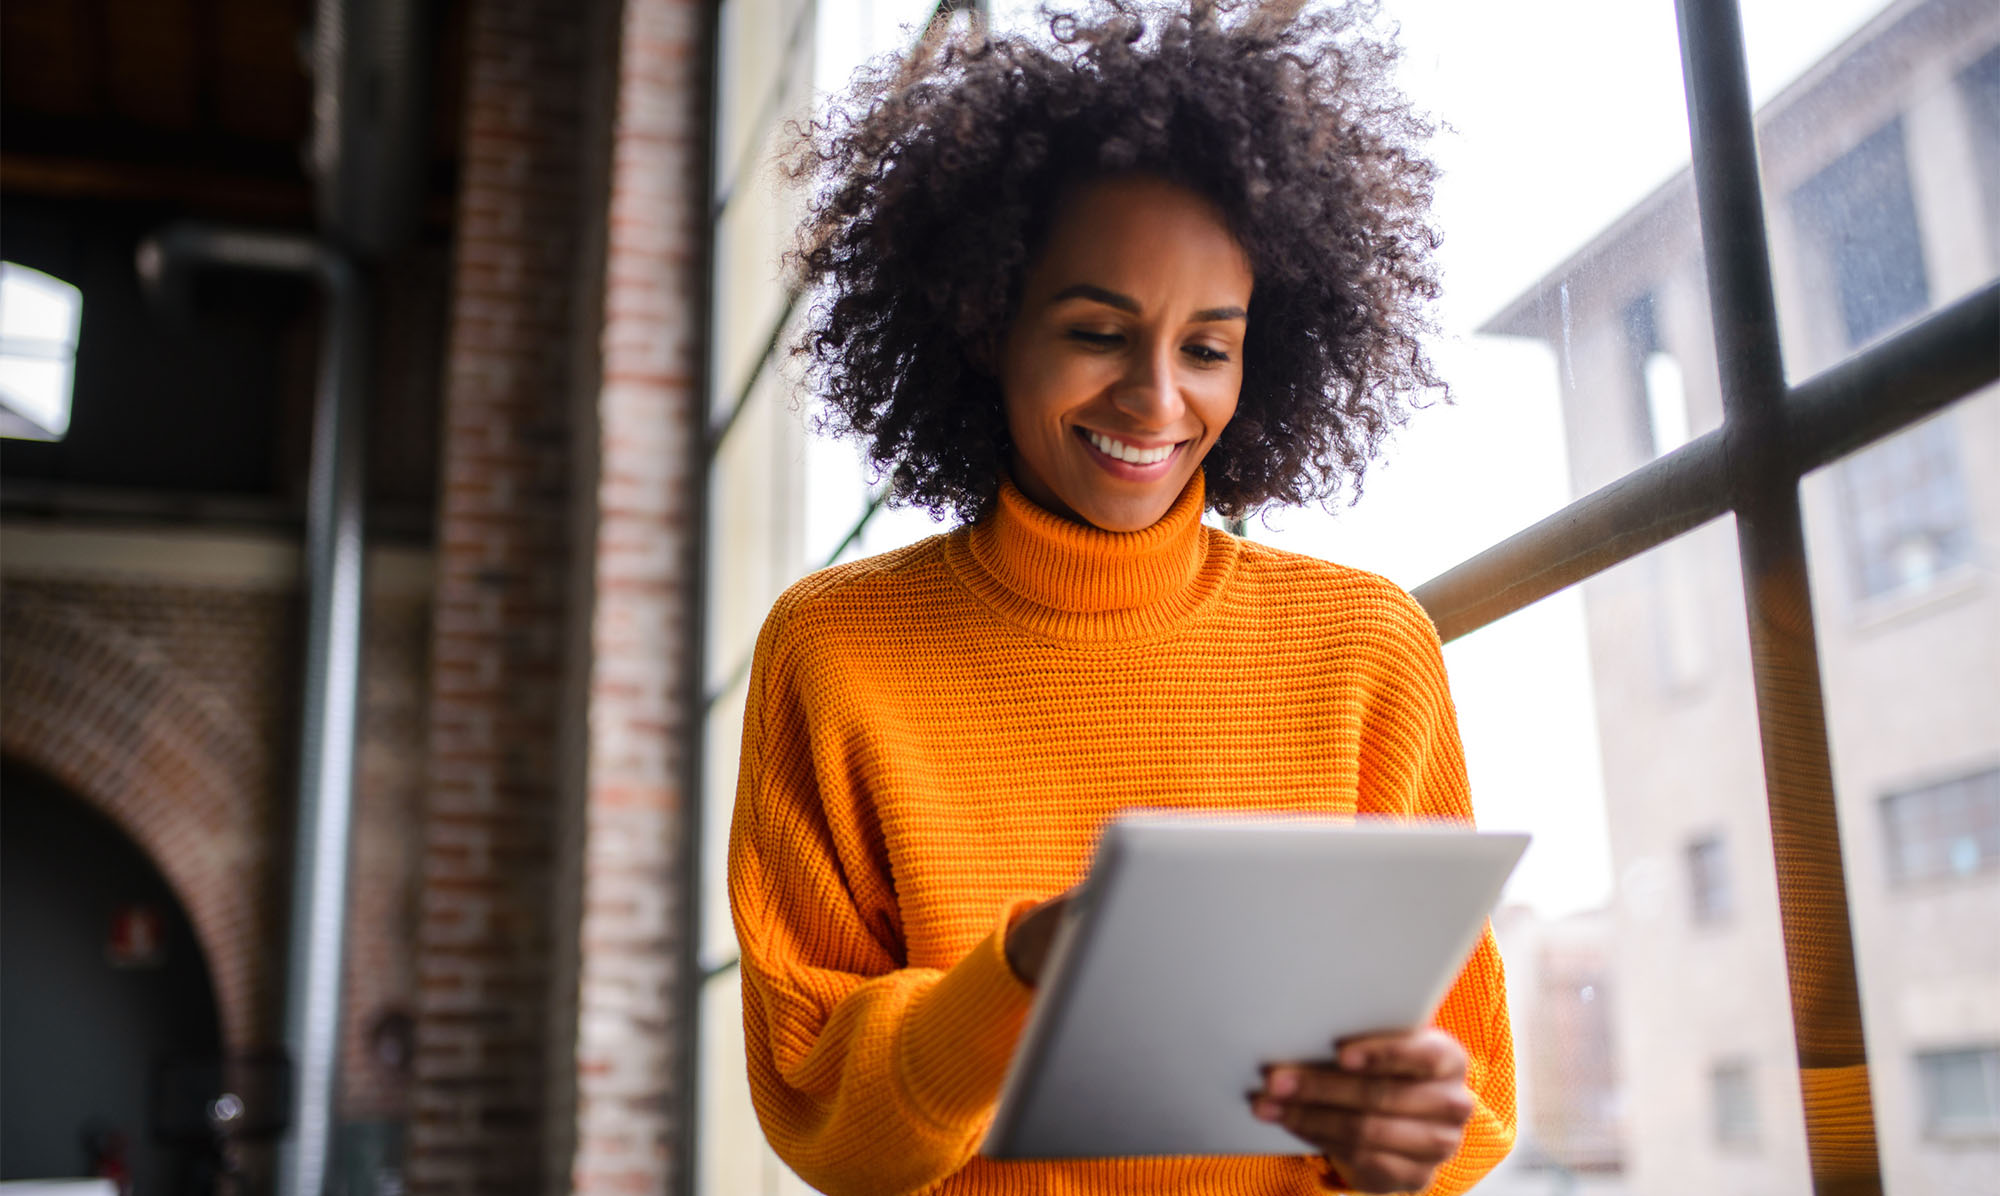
[107,905,166,969]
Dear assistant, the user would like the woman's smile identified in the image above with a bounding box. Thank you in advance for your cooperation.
[1080,428,1184,470]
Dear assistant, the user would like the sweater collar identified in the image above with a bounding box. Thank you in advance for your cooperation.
[948,472,1237,641]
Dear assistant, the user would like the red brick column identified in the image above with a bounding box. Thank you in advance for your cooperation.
[411,0,591,1189]
[568,0,707,1190]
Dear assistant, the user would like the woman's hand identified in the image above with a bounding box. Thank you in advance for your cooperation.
[1002,894,1071,986]
[1250,1029,1474,1193]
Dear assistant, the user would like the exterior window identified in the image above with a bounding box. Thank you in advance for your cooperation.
[1915,1047,2000,1138]
[0,262,82,442]
[1960,46,2000,249]
[1880,767,2000,886]
[1788,117,1930,349]
[1834,415,1974,601]
[1710,1059,1758,1147]
[1686,835,1732,925]
[1619,291,1689,459]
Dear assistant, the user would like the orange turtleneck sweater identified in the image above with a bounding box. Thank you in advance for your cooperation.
[727,473,1515,1196]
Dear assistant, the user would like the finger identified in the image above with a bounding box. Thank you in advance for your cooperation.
[1333,1028,1468,1080]
[1277,1104,1464,1167]
[1261,1067,1475,1123]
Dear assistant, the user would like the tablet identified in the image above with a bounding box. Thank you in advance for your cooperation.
[980,813,1528,1159]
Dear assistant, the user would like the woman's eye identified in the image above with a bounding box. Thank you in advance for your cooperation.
[1184,344,1230,364]
[1067,330,1123,347]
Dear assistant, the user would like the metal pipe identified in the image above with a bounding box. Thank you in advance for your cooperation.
[139,224,370,1196]
[1676,2,1881,1191]
[1412,425,1731,641]
[1786,279,1999,473]
[1412,279,1998,641]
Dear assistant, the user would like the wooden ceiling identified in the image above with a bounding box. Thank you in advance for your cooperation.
[1,0,462,227]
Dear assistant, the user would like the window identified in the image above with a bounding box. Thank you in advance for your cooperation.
[0,262,82,442]
[1915,1047,2000,1138]
[1686,834,1733,925]
[1711,1058,1760,1147]
[1621,291,1691,458]
[1789,118,1931,349]
[1960,46,2000,249]
[1881,767,2000,886]
[691,1,2000,1190]
[1834,413,1975,600]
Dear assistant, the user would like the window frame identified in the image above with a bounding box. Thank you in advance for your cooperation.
[682,1,2000,1191]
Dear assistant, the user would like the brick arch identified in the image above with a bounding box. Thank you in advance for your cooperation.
[2,596,273,1051]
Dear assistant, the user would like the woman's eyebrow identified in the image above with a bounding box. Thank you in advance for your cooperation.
[1049,283,1247,323]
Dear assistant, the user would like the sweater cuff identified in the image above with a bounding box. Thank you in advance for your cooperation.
[895,897,1041,1132]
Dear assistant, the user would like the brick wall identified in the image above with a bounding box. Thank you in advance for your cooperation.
[568,0,707,1189]
[1,583,283,1054]
[410,0,592,1188]
[414,0,707,1188]
[0,564,432,1132]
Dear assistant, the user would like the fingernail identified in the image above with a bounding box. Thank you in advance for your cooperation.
[1267,1069,1298,1097]
[1252,1098,1281,1122]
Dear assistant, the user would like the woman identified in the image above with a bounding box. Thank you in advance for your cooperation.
[727,3,1515,1192]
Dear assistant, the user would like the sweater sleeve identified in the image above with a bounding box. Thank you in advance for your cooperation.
[727,611,1038,1196]
[1352,593,1518,1196]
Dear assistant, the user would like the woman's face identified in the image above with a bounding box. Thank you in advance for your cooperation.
[998,175,1253,533]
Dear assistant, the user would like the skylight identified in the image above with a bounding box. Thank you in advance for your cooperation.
[0,262,84,442]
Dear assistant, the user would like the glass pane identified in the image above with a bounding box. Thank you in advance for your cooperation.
[1800,389,2000,1193]
[1748,0,2000,380]
[712,139,806,420]
[715,0,815,205]
[801,397,873,569]
[849,497,946,561]
[707,369,808,694]
[1239,0,1713,580]
[702,676,751,971]
[814,0,945,96]
[1473,517,1814,1193]
[698,969,821,1196]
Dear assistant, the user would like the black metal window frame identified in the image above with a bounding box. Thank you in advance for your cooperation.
[682,1,2000,1191]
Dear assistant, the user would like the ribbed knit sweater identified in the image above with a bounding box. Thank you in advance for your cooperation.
[728,472,1516,1196]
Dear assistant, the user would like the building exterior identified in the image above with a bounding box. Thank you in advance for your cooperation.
[1485,0,2000,1192]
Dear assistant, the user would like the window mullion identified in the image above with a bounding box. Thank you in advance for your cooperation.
[1677,2,1883,1191]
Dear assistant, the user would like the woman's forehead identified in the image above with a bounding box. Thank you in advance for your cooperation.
[1031,177,1253,304]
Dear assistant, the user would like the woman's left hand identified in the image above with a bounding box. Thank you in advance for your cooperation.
[1249,1028,1474,1193]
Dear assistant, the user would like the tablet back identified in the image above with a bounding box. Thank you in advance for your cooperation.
[982,814,1528,1159]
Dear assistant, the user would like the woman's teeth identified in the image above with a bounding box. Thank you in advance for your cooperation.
[1087,431,1176,465]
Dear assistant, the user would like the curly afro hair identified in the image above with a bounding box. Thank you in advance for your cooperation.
[790,0,1445,523]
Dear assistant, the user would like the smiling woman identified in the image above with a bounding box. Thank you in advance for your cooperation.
[788,0,1448,525]
[725,3,1514,1194]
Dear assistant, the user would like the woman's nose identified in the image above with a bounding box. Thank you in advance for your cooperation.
[1113,340,1184,426]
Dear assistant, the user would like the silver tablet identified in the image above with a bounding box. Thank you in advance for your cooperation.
[981,813,1528,1159]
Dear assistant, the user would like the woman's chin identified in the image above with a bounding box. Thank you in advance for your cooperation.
[1064,488,1182,534]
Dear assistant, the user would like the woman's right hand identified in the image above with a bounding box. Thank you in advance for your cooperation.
[1002,893,1071,986]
